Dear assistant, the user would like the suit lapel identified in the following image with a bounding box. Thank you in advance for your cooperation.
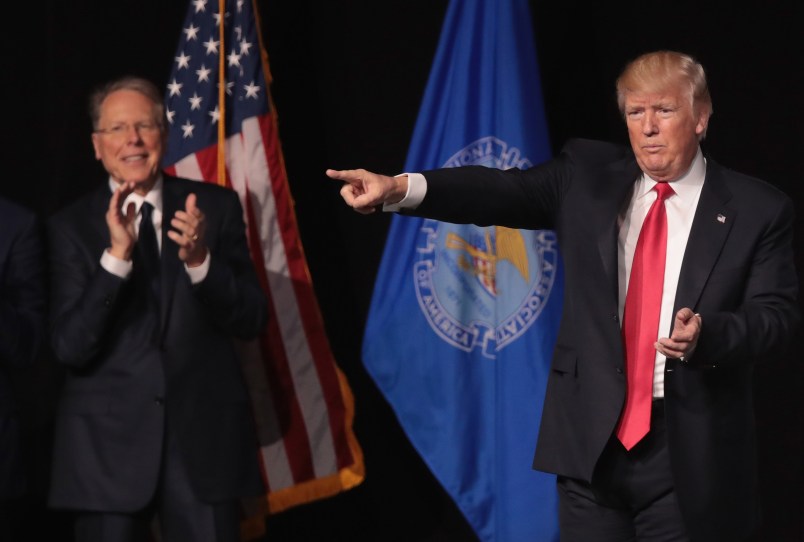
[674,160,735,312]
[596,158,642,304]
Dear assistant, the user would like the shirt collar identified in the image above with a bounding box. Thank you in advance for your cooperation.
[635,147,706,202]
[107,175,164,213]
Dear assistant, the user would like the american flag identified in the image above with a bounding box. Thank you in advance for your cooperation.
[162,0,364,533]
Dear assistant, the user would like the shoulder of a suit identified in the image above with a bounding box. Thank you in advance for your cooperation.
[704,158,791,204]
[0,196,36,225]
[162,174,239,200]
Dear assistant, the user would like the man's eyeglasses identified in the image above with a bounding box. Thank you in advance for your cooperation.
[94,122,162,138]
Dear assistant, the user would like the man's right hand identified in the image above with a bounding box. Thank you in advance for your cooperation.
[325,168,408,214]
[106,181,137,260]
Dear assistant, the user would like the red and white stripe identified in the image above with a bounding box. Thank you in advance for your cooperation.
[165,112,362,512]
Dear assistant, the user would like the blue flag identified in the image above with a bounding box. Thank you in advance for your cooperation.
[362,0,563,540]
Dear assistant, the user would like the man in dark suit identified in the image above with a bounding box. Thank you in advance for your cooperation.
[0,196,45,532]
[47,76,267,542]
[327,51,799,541]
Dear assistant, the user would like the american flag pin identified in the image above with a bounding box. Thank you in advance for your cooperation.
[716,214,726,224]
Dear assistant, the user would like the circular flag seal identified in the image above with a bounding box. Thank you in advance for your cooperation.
[413,136,558,359]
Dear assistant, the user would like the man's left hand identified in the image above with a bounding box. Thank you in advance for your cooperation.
[167,193,207,267]
[656,308,702,361]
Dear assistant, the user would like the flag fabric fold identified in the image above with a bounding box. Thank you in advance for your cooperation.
[362,0,562,540]
[162,0,364,537]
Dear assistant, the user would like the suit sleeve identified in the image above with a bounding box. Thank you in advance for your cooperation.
[414,151,572,230]
[191,189,268,339]
[48,213,128,368]
[0,211,45,369]
[693,195,800,366]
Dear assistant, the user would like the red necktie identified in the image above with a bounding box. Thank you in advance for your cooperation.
[617,182,674,450]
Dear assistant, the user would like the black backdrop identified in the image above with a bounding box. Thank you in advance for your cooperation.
[4,1,803,540]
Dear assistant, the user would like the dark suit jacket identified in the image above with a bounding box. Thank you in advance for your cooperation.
[0,197,45,500]
[417,139,799,541]
[47,175,267,512]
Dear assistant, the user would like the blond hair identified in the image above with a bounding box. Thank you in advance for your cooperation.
[616,51,712,136]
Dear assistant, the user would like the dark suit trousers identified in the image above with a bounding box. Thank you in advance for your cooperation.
[74,425,240,542]
[557,400,690,542]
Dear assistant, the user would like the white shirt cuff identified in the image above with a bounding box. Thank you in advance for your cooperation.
[100,249,133,278]
[100,249,209,284]
[185,251,210,284]
[383,172,427,212]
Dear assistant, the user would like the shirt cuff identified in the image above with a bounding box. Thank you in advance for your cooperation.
[100,249,133,278]
[185,251,210,284]
[383,172,427,212]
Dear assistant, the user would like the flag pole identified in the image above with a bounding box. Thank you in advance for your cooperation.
[216,0,227,186]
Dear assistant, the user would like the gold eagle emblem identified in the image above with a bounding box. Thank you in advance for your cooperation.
[445,227,529,295]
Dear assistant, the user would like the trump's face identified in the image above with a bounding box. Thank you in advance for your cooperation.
[91,89,166,195]
[624,82,708,182]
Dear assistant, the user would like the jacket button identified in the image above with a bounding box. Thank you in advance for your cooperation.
[616,367,623,374]
[154,396,164,406]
